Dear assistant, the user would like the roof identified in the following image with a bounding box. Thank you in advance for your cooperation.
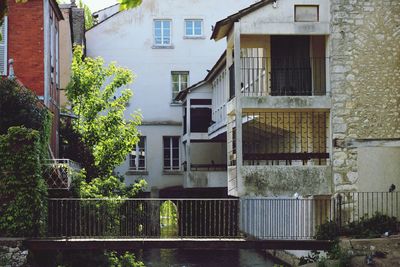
[93,3,120,15]
[211,0,273,41]
[50,0,64,21]
[174,80,206,102]
[174,51,227,102]
[86,10,121,32]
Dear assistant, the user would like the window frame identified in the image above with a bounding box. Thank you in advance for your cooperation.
[153,19,172,46]
[171,71,189,101]
[163,136,180,171]
[184,19,204,38]
[294,5,319,22]
[0,17,8,76]
[129,136,147,171]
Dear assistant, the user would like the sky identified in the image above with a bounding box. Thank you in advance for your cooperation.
[80,0,118,13]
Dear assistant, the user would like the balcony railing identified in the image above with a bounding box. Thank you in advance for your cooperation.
[43,159,80,190]
[239,57,326,97]
[242,111,329,166]
[183,162,227,172]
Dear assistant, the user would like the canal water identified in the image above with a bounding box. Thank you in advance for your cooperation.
[135,249,283,267]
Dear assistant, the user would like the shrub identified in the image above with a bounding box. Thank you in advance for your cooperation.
[315,220,340,240]
[342,212,398,238]
[0,79,52,161]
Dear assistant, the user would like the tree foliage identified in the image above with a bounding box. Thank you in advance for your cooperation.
[78,0,94,29]
[67,46,141,179]
[118,0,142,11]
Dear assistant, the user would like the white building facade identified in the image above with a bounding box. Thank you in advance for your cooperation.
[86,0,258,196]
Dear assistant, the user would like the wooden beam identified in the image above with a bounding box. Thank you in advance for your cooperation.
[25,238,333,251]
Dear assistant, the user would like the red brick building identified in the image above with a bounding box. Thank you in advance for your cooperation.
[2,0,63,157]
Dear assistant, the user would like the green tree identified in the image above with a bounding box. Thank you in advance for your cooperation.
[78,0,93,29]
[118,0,142,10]
[67,46,141,179]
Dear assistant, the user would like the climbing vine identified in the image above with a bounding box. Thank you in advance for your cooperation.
[0,79,51,237]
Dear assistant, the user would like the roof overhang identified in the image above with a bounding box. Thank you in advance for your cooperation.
[211,0,273,41]
[50,0,64,21]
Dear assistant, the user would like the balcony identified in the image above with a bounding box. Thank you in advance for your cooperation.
[228,57,330,110]
[43,159,80,190]
[183,162,227,188]
[240,57,326,97]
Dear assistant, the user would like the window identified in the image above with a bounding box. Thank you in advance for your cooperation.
[129,137,146,171]
[295,5,319,22]
[163,136,180,171]
[171,71,189,100]
[154,19,171,46]
[0,17,8,76]
[185,19,203,37]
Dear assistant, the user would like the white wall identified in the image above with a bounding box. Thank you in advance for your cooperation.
[86,0,257,192]
[240,0,330,35]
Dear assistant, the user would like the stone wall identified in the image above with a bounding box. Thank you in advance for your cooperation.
[241,166,332,196]
[0,239,28,267]
[330,0,400,193]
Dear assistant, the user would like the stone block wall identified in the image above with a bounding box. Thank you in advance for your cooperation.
[0,239,28,267]
[330,0,400,192]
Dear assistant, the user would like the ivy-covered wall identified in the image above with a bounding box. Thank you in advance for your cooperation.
[0,79,51,237]
[0,127,47,237]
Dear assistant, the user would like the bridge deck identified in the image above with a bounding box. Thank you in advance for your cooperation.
[26,238,333,251]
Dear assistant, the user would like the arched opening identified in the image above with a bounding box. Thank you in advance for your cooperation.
[160,200,178,237]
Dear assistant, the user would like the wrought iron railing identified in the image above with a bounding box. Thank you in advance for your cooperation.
[336,192,400,226]
[47,198,240,238]
[46,193,400,240]
[239,57,326,97]
[43,159,80,190]
[242,111,329,166]
[183,163,227,171]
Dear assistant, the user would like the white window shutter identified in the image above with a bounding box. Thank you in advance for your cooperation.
[0,17,8,76]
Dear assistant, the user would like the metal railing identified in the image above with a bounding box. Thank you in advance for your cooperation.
[336,192,400,225]
[242,111,329,166]
[188,164,227,171]
[43,159,80,190]
[47,198,240,238]
[46,193,400,240]
[240,57,326,97]
[240,197,335,240]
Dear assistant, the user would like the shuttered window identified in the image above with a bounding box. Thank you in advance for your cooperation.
[0,17,8,76]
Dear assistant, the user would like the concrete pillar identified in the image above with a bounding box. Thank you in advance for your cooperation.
[233,22,244,195]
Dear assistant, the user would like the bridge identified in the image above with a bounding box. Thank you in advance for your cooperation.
[24,197,344,251]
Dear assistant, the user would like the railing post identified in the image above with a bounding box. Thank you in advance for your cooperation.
[337,193,342,235]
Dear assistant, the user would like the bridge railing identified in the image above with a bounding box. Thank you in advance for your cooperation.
[47,198,240,239]
[47,193,400,240]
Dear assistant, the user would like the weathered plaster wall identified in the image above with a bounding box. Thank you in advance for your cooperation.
[240,0,330,35]
[187,171,227,188]
[330,0,400,192]
[240,166,332,197]
[357,147,400,192]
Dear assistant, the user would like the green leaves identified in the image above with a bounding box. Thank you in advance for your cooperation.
[118,0,142,11]
[0,126,48,237]
[66,46,145,197]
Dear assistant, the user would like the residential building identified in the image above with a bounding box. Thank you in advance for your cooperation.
[85,0,258,197]
[59,1,85,108]
[3,0,63,157]
[181,0,400,198]
[176,0,399,249]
